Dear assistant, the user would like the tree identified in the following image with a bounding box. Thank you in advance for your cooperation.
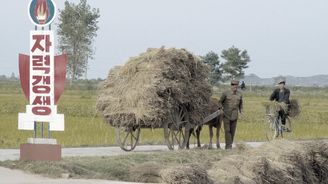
[221,46,251,81]
[57,0,100,83]
[201,51,223,85]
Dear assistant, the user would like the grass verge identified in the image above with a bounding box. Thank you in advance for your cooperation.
[0,148,232,183]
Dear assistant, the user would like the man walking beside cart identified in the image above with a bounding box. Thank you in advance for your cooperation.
[218,80,243,149]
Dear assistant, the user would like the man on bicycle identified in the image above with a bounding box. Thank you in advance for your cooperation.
[269,79,291,131]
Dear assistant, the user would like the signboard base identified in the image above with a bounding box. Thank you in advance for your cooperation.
[20,139,61,161]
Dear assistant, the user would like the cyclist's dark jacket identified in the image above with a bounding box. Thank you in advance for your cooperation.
[270,88,290,104]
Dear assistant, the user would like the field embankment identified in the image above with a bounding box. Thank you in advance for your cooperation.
[0,140,327,184]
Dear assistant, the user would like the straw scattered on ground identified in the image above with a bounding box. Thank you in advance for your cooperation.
[161,164,213,184]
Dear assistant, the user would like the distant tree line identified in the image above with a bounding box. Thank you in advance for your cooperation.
[0,72,18,81]
[201,46,251,85]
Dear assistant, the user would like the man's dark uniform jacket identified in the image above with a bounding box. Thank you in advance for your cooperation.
[270,88,290,104]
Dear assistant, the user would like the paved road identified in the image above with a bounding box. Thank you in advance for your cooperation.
[0,145,170,161]
[0,142,265,184]
[0,143,264,161]
[0,167,140,184]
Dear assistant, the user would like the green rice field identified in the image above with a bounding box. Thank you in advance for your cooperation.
[0,80,327,148]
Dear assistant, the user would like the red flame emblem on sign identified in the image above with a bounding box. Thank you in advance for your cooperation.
[34,0,49,25]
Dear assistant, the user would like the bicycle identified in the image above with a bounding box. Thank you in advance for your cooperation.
[265,102,292,141]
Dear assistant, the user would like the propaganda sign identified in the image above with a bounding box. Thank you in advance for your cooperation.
[19,0,67,131]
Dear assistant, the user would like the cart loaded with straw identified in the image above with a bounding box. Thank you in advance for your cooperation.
[97,47,213,151]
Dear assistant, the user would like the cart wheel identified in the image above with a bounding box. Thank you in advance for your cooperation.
[164,106,191,150]
[116,126,140,151]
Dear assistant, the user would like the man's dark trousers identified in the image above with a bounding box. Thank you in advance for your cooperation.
[223,118,237,149]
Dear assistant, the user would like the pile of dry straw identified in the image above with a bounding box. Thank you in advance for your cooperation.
[97,47,212,128]
[208,140,328,184]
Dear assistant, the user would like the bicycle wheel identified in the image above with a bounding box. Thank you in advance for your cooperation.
[266,115,279,141]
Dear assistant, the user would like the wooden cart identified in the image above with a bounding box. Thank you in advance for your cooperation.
[115,105,222,152]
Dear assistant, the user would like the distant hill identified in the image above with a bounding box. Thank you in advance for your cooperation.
[242,74,328,87]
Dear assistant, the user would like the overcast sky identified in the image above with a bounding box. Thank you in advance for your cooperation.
[0,0,327,79]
